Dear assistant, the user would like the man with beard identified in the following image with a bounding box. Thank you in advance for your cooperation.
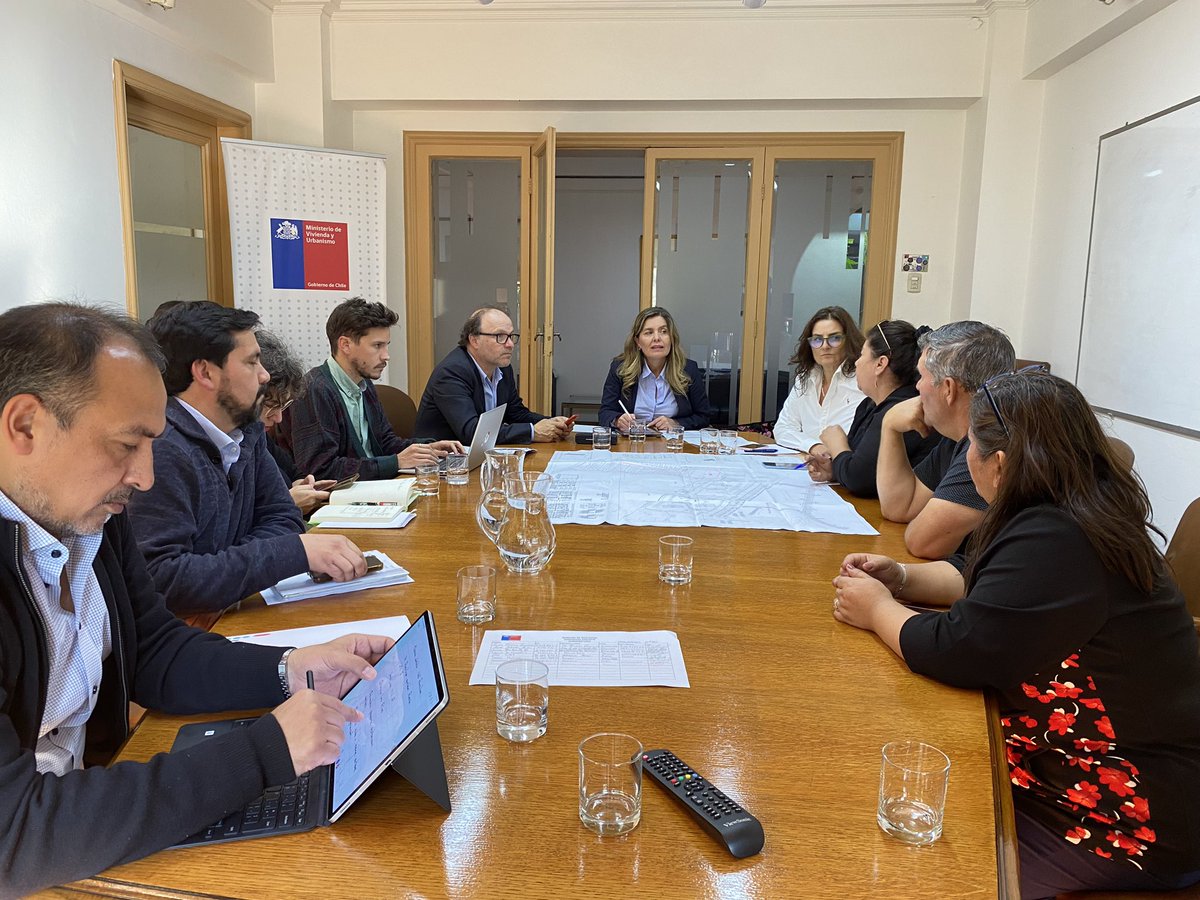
[0,302,389,894]
[129,301,366,614]
[282,297,462,481]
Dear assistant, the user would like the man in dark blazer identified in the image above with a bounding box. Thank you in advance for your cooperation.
[413,308,570,445]
[283,298,461,480]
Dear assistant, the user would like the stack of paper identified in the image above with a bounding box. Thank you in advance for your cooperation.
[309,477,417,529]
[226,615,412,648]
[261,550,414,606]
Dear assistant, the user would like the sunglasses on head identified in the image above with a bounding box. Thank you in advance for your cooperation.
[978,364,1049,437]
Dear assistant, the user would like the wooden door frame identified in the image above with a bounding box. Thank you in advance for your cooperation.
[402,130,903,407]
[529,127,557,412]
[112,61,250,316]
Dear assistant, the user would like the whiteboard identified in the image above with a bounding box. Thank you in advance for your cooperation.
[1077,95,1200,438]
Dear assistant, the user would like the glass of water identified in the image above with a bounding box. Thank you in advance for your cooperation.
[579,733,642,835]
[630,414,652,444]
[663,424,685,451]
[719,429,739,455]
[658,534,694,585]
[699,427,721,455]
[592,426,612,451]
[415,462,440,496]
[495,658,549,743]
[444,452,469,485]
[877,740,951,845]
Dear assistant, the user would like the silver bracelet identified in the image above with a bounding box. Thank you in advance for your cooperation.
[278,648,296,698]
[897,563,909,597]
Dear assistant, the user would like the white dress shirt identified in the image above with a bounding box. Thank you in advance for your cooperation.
[175,397,244,474]
[633,362,680,420]
[471,357,533,442]
[0,488,111,776]
[772,367,865,452]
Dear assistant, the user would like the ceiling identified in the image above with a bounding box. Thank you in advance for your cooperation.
[264,0,1032,19]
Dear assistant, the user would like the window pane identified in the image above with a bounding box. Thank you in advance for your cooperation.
[128,126,207,320]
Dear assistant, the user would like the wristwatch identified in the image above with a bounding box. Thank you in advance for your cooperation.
[278,647,296,698]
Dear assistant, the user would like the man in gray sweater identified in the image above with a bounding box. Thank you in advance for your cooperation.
[129,301,366,614]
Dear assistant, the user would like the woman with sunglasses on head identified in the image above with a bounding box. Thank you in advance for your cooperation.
[257,330,337,515]
[599,306,714,433]
[773,306,865,458]
[831,370,1200,899]
[806,320,941,495]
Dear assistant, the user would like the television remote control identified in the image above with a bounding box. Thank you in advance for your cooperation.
[642,749,764,858]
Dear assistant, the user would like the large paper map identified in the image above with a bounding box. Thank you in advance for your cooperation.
[541,451,878,535]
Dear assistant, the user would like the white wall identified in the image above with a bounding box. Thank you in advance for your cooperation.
[1023,0,1200,539]
[0,0,271,315]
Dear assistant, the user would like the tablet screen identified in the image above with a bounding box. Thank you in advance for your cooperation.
[329,611,447,818]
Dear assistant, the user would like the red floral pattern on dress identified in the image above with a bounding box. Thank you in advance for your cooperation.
[1004,651,1155,871]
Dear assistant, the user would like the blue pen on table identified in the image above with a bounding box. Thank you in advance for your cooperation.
[744,447,778,454]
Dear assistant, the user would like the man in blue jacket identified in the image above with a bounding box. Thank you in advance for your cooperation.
[128,301,367,614]
[0,302,388,895]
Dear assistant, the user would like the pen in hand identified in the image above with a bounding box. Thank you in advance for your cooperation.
[306,670,315,691]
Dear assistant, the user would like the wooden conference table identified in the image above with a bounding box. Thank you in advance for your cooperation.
[60,440,1015,899]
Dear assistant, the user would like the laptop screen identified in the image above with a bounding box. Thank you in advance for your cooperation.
[329,611,448,819]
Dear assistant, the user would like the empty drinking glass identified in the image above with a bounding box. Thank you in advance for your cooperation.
[719,429,739,455]
[495,659,549,743]
[877,740,951,845]
[578,733,643,836]
[658,535,694,585]
[457,565,496,624]
[699,427,721,455]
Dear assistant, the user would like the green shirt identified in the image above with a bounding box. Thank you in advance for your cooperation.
[326,357,371,453]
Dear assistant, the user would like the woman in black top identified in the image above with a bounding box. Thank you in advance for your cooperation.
[807,320,940,496]
[831,371,1200,899]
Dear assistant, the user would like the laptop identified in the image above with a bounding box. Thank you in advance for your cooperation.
[170,610,449,847]
[436,401,507,474]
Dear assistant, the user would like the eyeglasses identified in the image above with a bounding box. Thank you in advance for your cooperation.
[978,364,1049,437]
[262,397,294,416]
[808,333,845,349]
[874,321,892,354]
[477,332,519,345]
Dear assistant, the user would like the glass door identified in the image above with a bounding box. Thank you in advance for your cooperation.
[527,127,557,413]
[757,159,873,420]
[404,138,530,393]
[641,149,767,425]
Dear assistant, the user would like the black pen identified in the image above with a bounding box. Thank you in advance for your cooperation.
[306,670,315,691]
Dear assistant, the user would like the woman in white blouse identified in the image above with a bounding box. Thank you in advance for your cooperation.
[772,306,865,455]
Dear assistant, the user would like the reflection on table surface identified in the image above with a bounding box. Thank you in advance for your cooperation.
[63,440,1011,900]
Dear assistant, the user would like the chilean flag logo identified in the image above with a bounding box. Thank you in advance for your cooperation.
[270,218,350,291]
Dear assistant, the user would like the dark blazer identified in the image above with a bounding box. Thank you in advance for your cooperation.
[281,362,413,481]
[413,345,546,445]
[0,512,293,896]
[830,384,941,497]
[598,358,713,430]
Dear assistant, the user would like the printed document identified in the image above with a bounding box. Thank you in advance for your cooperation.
[469,630,690,688]
[226,615,412,648]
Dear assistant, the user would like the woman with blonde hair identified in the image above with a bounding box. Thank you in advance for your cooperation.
[599,306,713,432]
[773,305,865,456]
